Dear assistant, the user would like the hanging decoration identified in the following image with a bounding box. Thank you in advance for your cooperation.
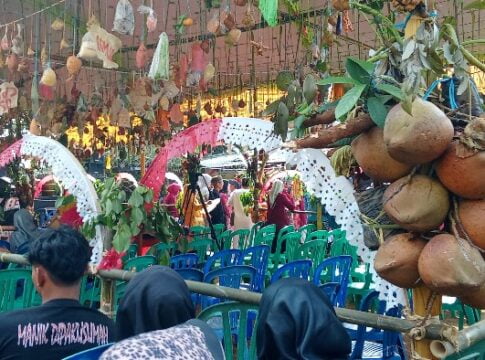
[11,24,24,55]
[138,5,157,32]
[135,42,147,69]
[40,66,57,87]
[78,17,122,69]
[51,17,64,31]
[66,55,82,77]
[1,25,10,51]
[258,0,278,27]
[112,0,135,35]
[148,32,169,80]
[0,82,19,115]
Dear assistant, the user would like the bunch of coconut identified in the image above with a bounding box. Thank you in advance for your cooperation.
[353,98,485,307]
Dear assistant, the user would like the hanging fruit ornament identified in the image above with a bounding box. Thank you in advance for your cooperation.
[242,6,256,27]
[204,102,214,115]
[6,53,19,72]
[17,59,28,72]
[170,103,184,124]
[51,18,64,31]
[203,63,216,83]
[183,17,194,26]
[159,96,170,111]
[136,42,147,69]
[391,0,423,12]
[332,0,350,11]
[238,99,246,108]
[60,38,71,51]
[27,46,35,56]
[207,14,220,34]
[225,28,242,46]
[40,66,57,87]
[66,55,82,77]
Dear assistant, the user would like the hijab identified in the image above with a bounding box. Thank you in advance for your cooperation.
[269,180,284,207]
[116,266,195,341]
[256,278,351,360]
[101,319,224,360]
[10,209,41,254]
[198,174,212,201]
[164,183,181,203]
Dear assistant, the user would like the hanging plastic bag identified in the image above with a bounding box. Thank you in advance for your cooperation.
[79,18,122,69]
[259,0,278,27]
[138,5,157,32]
[191,42,206,73]
[11,24,23,55]
[113,0,135,35]
[1,25,10,51]
[148,32,169,80]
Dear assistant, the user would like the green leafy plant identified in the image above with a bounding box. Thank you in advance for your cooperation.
[317,57,405,126]
[146,202,182,244]
[82,178,154,253]
[240,191,254,216]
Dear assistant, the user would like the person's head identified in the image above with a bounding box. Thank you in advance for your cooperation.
[269,180,284,207]
[241,177,250,188]
[28,226,91,302]
[256,278,351,359]
[228,179,240,192]
[167,183,181,196]
[211,175,223,191]
[116,266,195,341]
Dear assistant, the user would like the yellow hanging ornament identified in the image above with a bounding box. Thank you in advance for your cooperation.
[404,15,425,39]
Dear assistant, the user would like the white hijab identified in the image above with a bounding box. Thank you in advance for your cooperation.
[269,180,284,207]
[197,174,212,201]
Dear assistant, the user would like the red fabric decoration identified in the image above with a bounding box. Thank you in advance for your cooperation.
[98,248,125,270]
[141,118,222,200]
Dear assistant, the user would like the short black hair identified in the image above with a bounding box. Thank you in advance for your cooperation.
[28,226,90,286]
[242,178,250,187]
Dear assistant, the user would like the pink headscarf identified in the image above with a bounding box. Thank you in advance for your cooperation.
[164,183,182,218]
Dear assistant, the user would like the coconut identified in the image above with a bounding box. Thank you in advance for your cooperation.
[458,199,485,250]
[374,233,427,288]
[436,142,485,199]
[459,284,485,309]
[352,127,414,182]
[418,234,485,296]
[383,98,454,164]
[383,175,450,232]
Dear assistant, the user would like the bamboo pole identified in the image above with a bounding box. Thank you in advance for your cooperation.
[412,285,442,359]
[99,228,115,318]
[0,253,475,349]
[317,203,323,230]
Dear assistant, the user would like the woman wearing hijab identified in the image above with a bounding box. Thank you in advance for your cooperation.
[163,183,182,218]
[256,278,351,360]
[104,266,224,359]
[10,209,42,254]
[266,180,295,251]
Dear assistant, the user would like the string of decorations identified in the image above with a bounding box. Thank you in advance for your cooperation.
[0,0,66,28]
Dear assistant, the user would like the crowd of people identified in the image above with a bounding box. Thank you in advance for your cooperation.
[0,226,351,359]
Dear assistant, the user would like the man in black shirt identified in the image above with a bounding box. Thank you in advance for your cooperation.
[208,176,226,226]
[0,226,115,360]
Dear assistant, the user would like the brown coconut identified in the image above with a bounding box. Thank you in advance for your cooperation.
[383,175,450,232]
[436,142,485,199]
[459,283,485,309]
[374,233,427,288]
[383,98,454,164]
[418,234,485,296]
[351,127,414,182]
[458,199,485,250]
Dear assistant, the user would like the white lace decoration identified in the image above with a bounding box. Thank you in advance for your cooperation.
[219,117,282,152]
[21,134,102,263]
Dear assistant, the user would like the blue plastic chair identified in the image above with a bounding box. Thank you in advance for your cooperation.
[202,265,257,309]
[270,260,312,284]
[238,245,270,292]
[175,268,205,306]
[170,253,199,269]
[320,282,341,306]
[313,256,352,308]
[351,291,403,360]
[203,249,242,274]
[62,343,113,359]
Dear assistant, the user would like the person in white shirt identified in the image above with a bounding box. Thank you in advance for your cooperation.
[228,178,253,248]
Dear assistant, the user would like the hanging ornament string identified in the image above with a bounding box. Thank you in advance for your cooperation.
[0,0,66,28]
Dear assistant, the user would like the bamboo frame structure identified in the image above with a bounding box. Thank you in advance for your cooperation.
[1,252,483,356]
